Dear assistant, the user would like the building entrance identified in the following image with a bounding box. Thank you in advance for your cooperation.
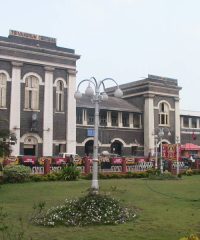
[24,145,36,156]
[23,136,38,156]
[111,140,123,155]
[85,140,94,156]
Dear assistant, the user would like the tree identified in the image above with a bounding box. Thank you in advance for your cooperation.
[0,118,12,157]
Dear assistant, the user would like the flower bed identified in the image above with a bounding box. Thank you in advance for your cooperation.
[31,193,136,227]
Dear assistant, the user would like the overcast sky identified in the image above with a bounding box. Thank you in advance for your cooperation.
[1,0,200,111]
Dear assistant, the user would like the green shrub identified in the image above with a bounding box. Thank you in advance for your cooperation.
[179,234,200,240]
[148,171,179,180]
[30,174,44,182]
[61,165,80,181]
[185,168,193,176]
[3,165,31,183]
[31,193,136,227]
[82,171,149,180]
[181,169,200,176]
[30,173,63,182]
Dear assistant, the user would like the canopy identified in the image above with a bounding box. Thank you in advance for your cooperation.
[181,143,200,151]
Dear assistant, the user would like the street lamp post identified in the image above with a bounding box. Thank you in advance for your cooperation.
[154,127,171,174]
[74,77,123,194]
[154,135,158,169]
[176,136,180,175]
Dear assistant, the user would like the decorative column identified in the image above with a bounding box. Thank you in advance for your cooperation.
[189,118,192,128]
[43,66,54,156]
[118,112,122,127]
[180,116,183,128]
[144,94,155,156]
[197,118,200,129]
[174,97,181,142]
[83,109,87,125]
[129,113,133,128]
[9,62,23,156]
[66,69,77,154]
[107,111,111,127]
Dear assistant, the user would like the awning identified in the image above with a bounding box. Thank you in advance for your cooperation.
[181,143,200,151]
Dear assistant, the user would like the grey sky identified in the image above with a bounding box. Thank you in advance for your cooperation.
[1,0,200,111]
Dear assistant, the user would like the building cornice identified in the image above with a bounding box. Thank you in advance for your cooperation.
[123,90,180,99]
[0,54,76,70]
[0,40,80,60]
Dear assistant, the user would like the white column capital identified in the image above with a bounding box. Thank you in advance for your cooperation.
[67,69,77,76]
[144,93,155,99]
[11,61,23,67]
[174,97,180,102]
[44,66,55,72]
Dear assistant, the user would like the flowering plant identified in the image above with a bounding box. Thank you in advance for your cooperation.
[31,193,136,227]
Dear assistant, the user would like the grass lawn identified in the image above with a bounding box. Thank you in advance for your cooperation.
[0,175,200,240]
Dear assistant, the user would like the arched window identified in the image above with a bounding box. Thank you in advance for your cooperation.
[159,102,169,125]
[25,75,39,110]
[0,73,7,108]
[56,80,64,112]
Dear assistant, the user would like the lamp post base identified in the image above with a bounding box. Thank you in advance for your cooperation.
[91,180,99,195]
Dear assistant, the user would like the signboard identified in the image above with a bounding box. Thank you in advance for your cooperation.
[87,129,95,137]
[162,144,181,160]
[9,30,56,44]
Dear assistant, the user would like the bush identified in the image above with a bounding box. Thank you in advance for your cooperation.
[82,171,149,180]
[30,173,63,182]
[179,234,200,240]
[31,193,136,227]
[61,165,80,181]
[30,174,44,182]
[3,165,31,183]
[148,171,180,180]
[185,168,193,176]
[181,169,200,176]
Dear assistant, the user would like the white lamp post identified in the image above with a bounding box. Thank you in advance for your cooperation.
[154,135,158,169]
[154,127,171,174]
[74,77,123,194]
[176,136,180,175]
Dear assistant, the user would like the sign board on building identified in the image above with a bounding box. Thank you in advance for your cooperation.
[9,30,56,44]
[87,129,95,137]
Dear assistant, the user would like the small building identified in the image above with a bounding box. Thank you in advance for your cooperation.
[76,75,184,156]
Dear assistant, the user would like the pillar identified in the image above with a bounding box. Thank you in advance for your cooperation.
[43,66,54,156]
[107,111,111,127]
[118,112,122,128]
[66,69,77,154]
[129,113,133,128]
[144,94,155,157]
[122,158,127,173]
[44,159,51,175]
[83,109,87,125]
[84,157,91,174]
[9,62,23,156]
[174,97,181,142]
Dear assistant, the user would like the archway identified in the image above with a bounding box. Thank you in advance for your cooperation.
[85,140,94,156]
[111,140,123,155]
[23,136,38,156]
